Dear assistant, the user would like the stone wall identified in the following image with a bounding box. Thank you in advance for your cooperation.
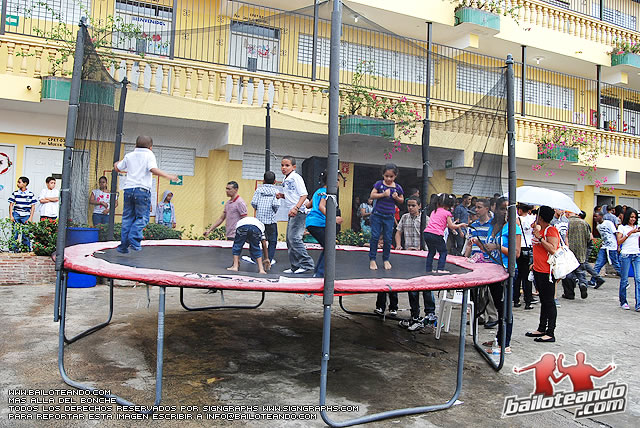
[0,253,56,285]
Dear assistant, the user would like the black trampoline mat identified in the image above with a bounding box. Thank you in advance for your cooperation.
[95,246,470,280]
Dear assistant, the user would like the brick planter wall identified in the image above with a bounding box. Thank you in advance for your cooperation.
[0,253,56,285]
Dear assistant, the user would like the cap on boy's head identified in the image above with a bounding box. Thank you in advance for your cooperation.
[282,155,296,165]
[135,135,153,149]
[18,176,29,185]
[264,171,276,184]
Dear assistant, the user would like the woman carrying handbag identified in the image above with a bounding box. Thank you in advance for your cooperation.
[526,206,560,343]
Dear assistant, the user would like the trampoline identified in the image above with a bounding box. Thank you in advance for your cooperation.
[57,240,508,425]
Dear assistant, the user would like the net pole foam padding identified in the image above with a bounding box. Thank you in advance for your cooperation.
[63,240,508,293]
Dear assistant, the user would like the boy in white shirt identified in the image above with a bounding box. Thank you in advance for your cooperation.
[228,217,271,274]
[39,177,60,220]
[113,135,177,253]
[277,156,314,274]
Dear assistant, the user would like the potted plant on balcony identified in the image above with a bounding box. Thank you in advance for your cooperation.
[340,61,420,159]
[532,126,608,187]
[452,0,520,31]
[339,60,395,139]
[610,39,640,68]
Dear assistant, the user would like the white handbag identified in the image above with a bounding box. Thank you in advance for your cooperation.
[545,227,579,280]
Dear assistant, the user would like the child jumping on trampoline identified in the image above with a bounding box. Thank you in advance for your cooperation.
[369,163,404,316]
[113,135,178,254]
[423,193,467,273]
[228,216,271,274]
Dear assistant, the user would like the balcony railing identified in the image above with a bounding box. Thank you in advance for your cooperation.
[3,0,640,141]
[540,0,640,33]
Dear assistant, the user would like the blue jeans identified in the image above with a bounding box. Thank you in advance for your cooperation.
[368,212,394,262]
[12,213,30,252]
[619,254,640,309]
[92,213,109,226]
[591,248,621,280]
[424,231,447,272]
[286,213,314,271]
[408,291,436,318]
[118,188,151,253]
[306,225,325,277]
[232,225,263,260]
[264,223,278,262]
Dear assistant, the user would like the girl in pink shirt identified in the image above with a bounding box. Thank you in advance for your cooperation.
[424,194,467,272]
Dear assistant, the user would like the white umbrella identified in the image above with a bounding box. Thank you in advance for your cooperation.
[504,186,581,213]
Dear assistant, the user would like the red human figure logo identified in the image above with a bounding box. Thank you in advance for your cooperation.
[513,353,566,396]
[557,352,615,392]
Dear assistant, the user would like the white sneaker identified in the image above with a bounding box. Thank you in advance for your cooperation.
[283,268,294,274]
[621,303,630,310]
[241,256,256,264]
[294,268,311,274]
[270,259,276,265]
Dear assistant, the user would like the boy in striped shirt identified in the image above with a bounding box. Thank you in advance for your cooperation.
[8,176,37,251]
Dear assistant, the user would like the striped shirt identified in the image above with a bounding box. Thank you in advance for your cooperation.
[469,218,492,260]
[8,189,37,215]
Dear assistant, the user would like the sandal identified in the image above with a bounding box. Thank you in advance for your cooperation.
[482,340,495,346]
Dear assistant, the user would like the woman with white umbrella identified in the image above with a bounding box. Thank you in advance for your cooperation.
[526,205,560,343]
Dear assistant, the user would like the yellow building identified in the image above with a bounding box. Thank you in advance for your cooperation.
[2,0,640,233]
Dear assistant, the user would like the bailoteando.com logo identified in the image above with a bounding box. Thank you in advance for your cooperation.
[503,351,626,419]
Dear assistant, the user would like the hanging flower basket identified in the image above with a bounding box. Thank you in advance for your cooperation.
[339,115,395,138]
[454,7,500,31]
[537,144,579,163]
[611,52,640,68]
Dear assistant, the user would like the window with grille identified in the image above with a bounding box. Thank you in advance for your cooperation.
[6,0,90,24]
[297,34,434,85]
[124,145,195,176]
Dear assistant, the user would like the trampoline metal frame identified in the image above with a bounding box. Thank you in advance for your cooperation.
[56,269,491,426]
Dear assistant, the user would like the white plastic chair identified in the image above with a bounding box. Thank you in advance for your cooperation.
[435,289,475,340]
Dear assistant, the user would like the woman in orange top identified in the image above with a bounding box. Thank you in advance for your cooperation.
[525,205,560,343]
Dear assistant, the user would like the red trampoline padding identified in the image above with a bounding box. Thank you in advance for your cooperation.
[63,240,508,293]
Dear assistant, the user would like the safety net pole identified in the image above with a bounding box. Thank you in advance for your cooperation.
[265,103,271,172]
[108,77,128,241]
[506,54,516,330]
[420,22,433,250]
[54,18,86,322]
[320,0,341,420]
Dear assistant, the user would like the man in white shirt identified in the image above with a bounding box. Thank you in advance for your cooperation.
[278,155,314,274]
[113,136,177,253]
[589,211,621,288]
[38,177,59,220]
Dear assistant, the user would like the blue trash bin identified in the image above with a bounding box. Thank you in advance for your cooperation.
[66,227,99,288]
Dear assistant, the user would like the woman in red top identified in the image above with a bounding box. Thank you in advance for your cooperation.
[526,205,560,343]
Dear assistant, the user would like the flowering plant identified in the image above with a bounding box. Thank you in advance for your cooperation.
[341,60,421,159]
[610,38,640,56]
[532,126,609,188]
[451,0,520,21]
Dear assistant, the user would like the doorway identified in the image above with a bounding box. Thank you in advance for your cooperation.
[0,145,16,219]
[23,147,64,221]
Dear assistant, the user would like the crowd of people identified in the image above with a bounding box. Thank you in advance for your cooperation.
[7,140,640,347]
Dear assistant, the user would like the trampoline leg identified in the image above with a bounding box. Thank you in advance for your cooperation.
[319,293,469,427]
[179,287,265,311]
[54,271,62,322]
[64,278,114,344]
[58,282,166,411]
[338,296,403,321]
[472,282,506,371]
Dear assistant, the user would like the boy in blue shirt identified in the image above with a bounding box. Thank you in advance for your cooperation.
[8,176,37,251]
[114,136,178,253]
